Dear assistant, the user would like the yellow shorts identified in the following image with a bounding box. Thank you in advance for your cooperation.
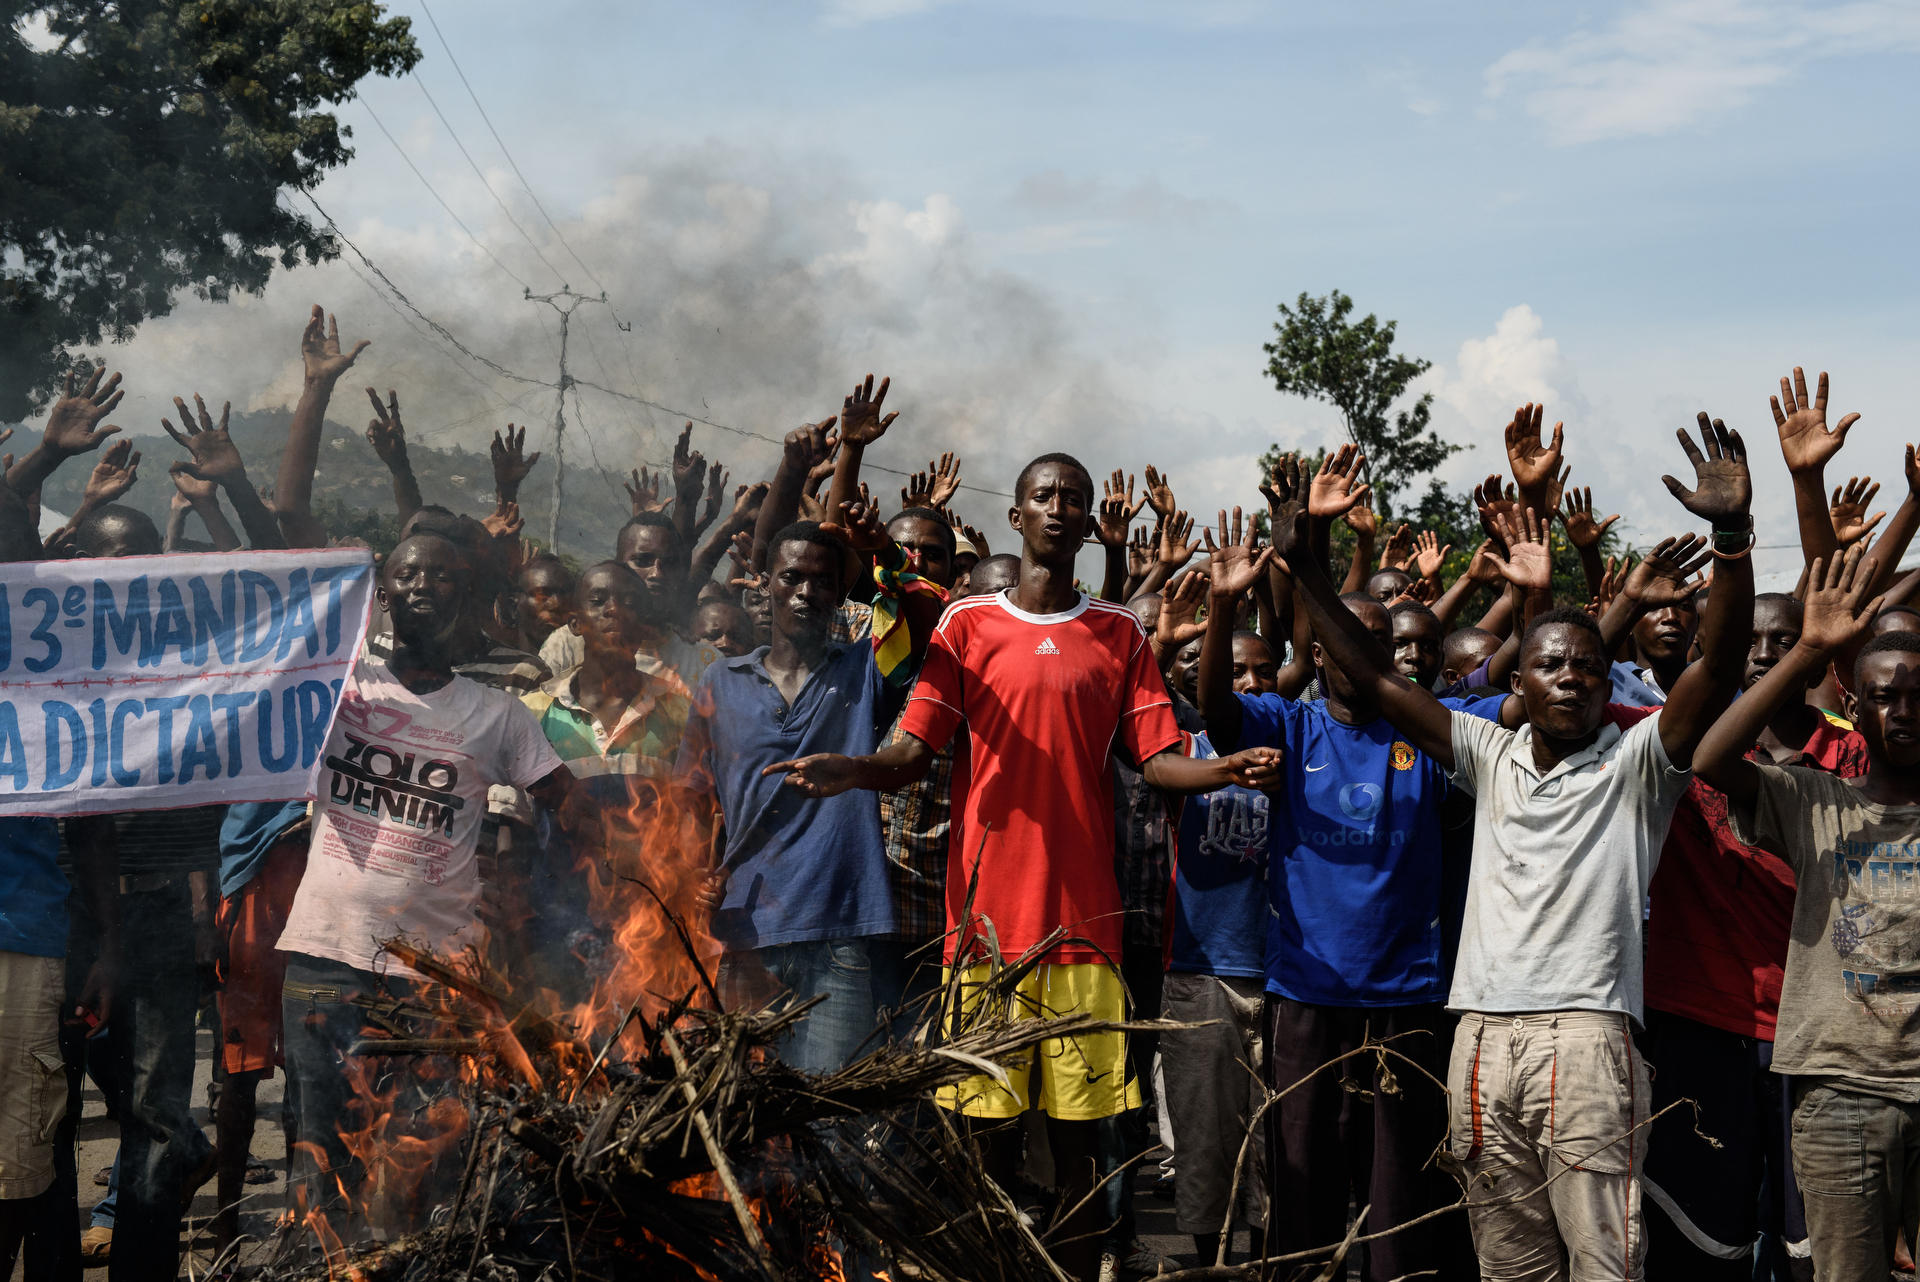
[935,961,1143,1122]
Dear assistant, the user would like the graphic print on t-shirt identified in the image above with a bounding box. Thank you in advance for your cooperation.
[1827,841,1920,1011]
[318,687,480,887]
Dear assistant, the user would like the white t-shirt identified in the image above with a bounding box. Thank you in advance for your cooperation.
[277,655,564,978]
[1447,708,1691,1023]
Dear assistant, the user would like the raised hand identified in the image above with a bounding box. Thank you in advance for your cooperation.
[927,452,962,508]
[1907,443,1920,499]
[695,465,730,538]
[1504,403,1565,501]
[169,464,218,506]
[948,511,992,558]
[1828,476,1886,547]
[482,500,524,540]
[1157,567,1210,649]
[364,389,409,470]
[83,439,141,508]
[1544,462,1572,525]
[727,480,769,532]
[1127,523,1155,581]
[1385,577,1440,608]
[300,305,369,385]
[1661,411,1752,529]
[1343,495,1378,541]
[839,374,897,446]
[1464,538,1504,585]
[1413,529,1452,580]
[1379,523,1414,571]
[806,435,841,495]
[1143,464,1177,519]
[1094,469,1147,548]
[257,482,276,513]
[1484,507,1553,592]
[1800,543,1885,653]
[1263,453,1311,561]
[489,423,541,500]
[1202,506,1275,597]
[624,466,666,515]
[824,499,891,554]
[1623,534,1713,609]
[1562,485,1620,551]
[1771,368,1857,475]
[1307,445,1370,520]
[1473,473,1519,550]
[41,364,124,458]
[783,416,838,472]
[162,394,246,485]
[1158,510,1197,569]
[672,422,707,496]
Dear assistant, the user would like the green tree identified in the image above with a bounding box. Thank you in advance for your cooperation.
[1261,290,1461,515]
[0,0,420,421]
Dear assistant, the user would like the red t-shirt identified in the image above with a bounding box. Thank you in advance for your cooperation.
[900,589,1182,965]
[1610,704,1868,1039]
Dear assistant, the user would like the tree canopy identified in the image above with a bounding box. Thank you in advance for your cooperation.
[1261,289,1459,514]
[0,0,420,421]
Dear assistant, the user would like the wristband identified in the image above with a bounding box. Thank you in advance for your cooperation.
[1709,529,1755,560]
[1711,516,1754,550]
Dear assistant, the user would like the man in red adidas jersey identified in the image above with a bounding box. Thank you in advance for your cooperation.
[768,453,1281,1282]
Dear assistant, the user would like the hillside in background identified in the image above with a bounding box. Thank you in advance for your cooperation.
[16,408,638,560]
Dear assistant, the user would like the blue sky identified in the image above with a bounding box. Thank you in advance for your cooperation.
[71,0,1920,577]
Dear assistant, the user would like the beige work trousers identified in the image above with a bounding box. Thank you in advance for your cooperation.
[1448,1011,1653,1281]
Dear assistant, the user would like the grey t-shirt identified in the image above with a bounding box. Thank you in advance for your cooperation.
[1729,764,1920,1098]
[1447,709,1692,1023]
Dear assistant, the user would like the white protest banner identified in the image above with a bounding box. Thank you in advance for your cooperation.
[0,547,375,815]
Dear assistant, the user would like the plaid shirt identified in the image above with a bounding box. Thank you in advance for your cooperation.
[878,665,952,942]
[832,600,874,645]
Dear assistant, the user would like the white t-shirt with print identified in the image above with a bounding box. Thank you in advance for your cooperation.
[278,655,564,978]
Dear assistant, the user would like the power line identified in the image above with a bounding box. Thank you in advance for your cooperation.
[360,100,530,290]
[416,0,614,307]
[409,73,567,285]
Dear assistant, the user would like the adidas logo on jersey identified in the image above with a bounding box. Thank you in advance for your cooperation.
[1034,636,1060,655]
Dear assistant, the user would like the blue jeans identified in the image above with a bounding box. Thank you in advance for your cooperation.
[99,883,206,1282]
[719,939,879,1074]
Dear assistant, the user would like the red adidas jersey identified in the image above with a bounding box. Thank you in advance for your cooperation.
[901,589,1181,965]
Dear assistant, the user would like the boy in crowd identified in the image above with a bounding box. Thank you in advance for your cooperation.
[1694,547,1920,1282]
[273,533,591,1231]
[1269,416,1754,1279]
[1202,454,1523,1281]
[765,452,1282,1282]
[1160,621,1280,1265]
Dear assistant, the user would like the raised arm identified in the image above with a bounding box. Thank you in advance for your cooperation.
[46,439,141,547]
[364,389,423,532]
[490,423,541,507]
[1153,567,1208,673]
[276,306,369,548]
[1279,451,1458,766]
[1696,546,1881,803]
[1432,540,1498,631]
[1194,510,1274,752]
[167,465,241,552]
[1136,509,1196,601]
[1337,497,1376,594]
[5,365,124,497]
[1653,413,1756,767]
[1863,445,1920,598]
[825,373,895,523]
[690,480,768,588]
[1094,470,1146,603]
[669,423,708,547]
[1771,367,1856,571]
[1562,485,1618,602]
[1595,534,1711,659]
[753,416,837,573]
[161,394,285,550]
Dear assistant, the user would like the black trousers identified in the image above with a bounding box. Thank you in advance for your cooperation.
[1262,996,1470,1282]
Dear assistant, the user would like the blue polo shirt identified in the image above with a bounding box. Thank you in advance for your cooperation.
[1168,732,1269,979]
[0,817,67,958]
[674,643,902,951]
[1238,692,1504,1007]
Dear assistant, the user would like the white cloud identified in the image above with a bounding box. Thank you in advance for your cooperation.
[1434,304,1585,433]
[1485,0,1920,144]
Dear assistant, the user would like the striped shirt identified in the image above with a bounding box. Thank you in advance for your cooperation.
[521,664,693,793]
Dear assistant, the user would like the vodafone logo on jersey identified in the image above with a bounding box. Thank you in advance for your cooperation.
[1034,636,1060,655]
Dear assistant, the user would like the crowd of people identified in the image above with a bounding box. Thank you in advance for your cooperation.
[0,302,1916,1282]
